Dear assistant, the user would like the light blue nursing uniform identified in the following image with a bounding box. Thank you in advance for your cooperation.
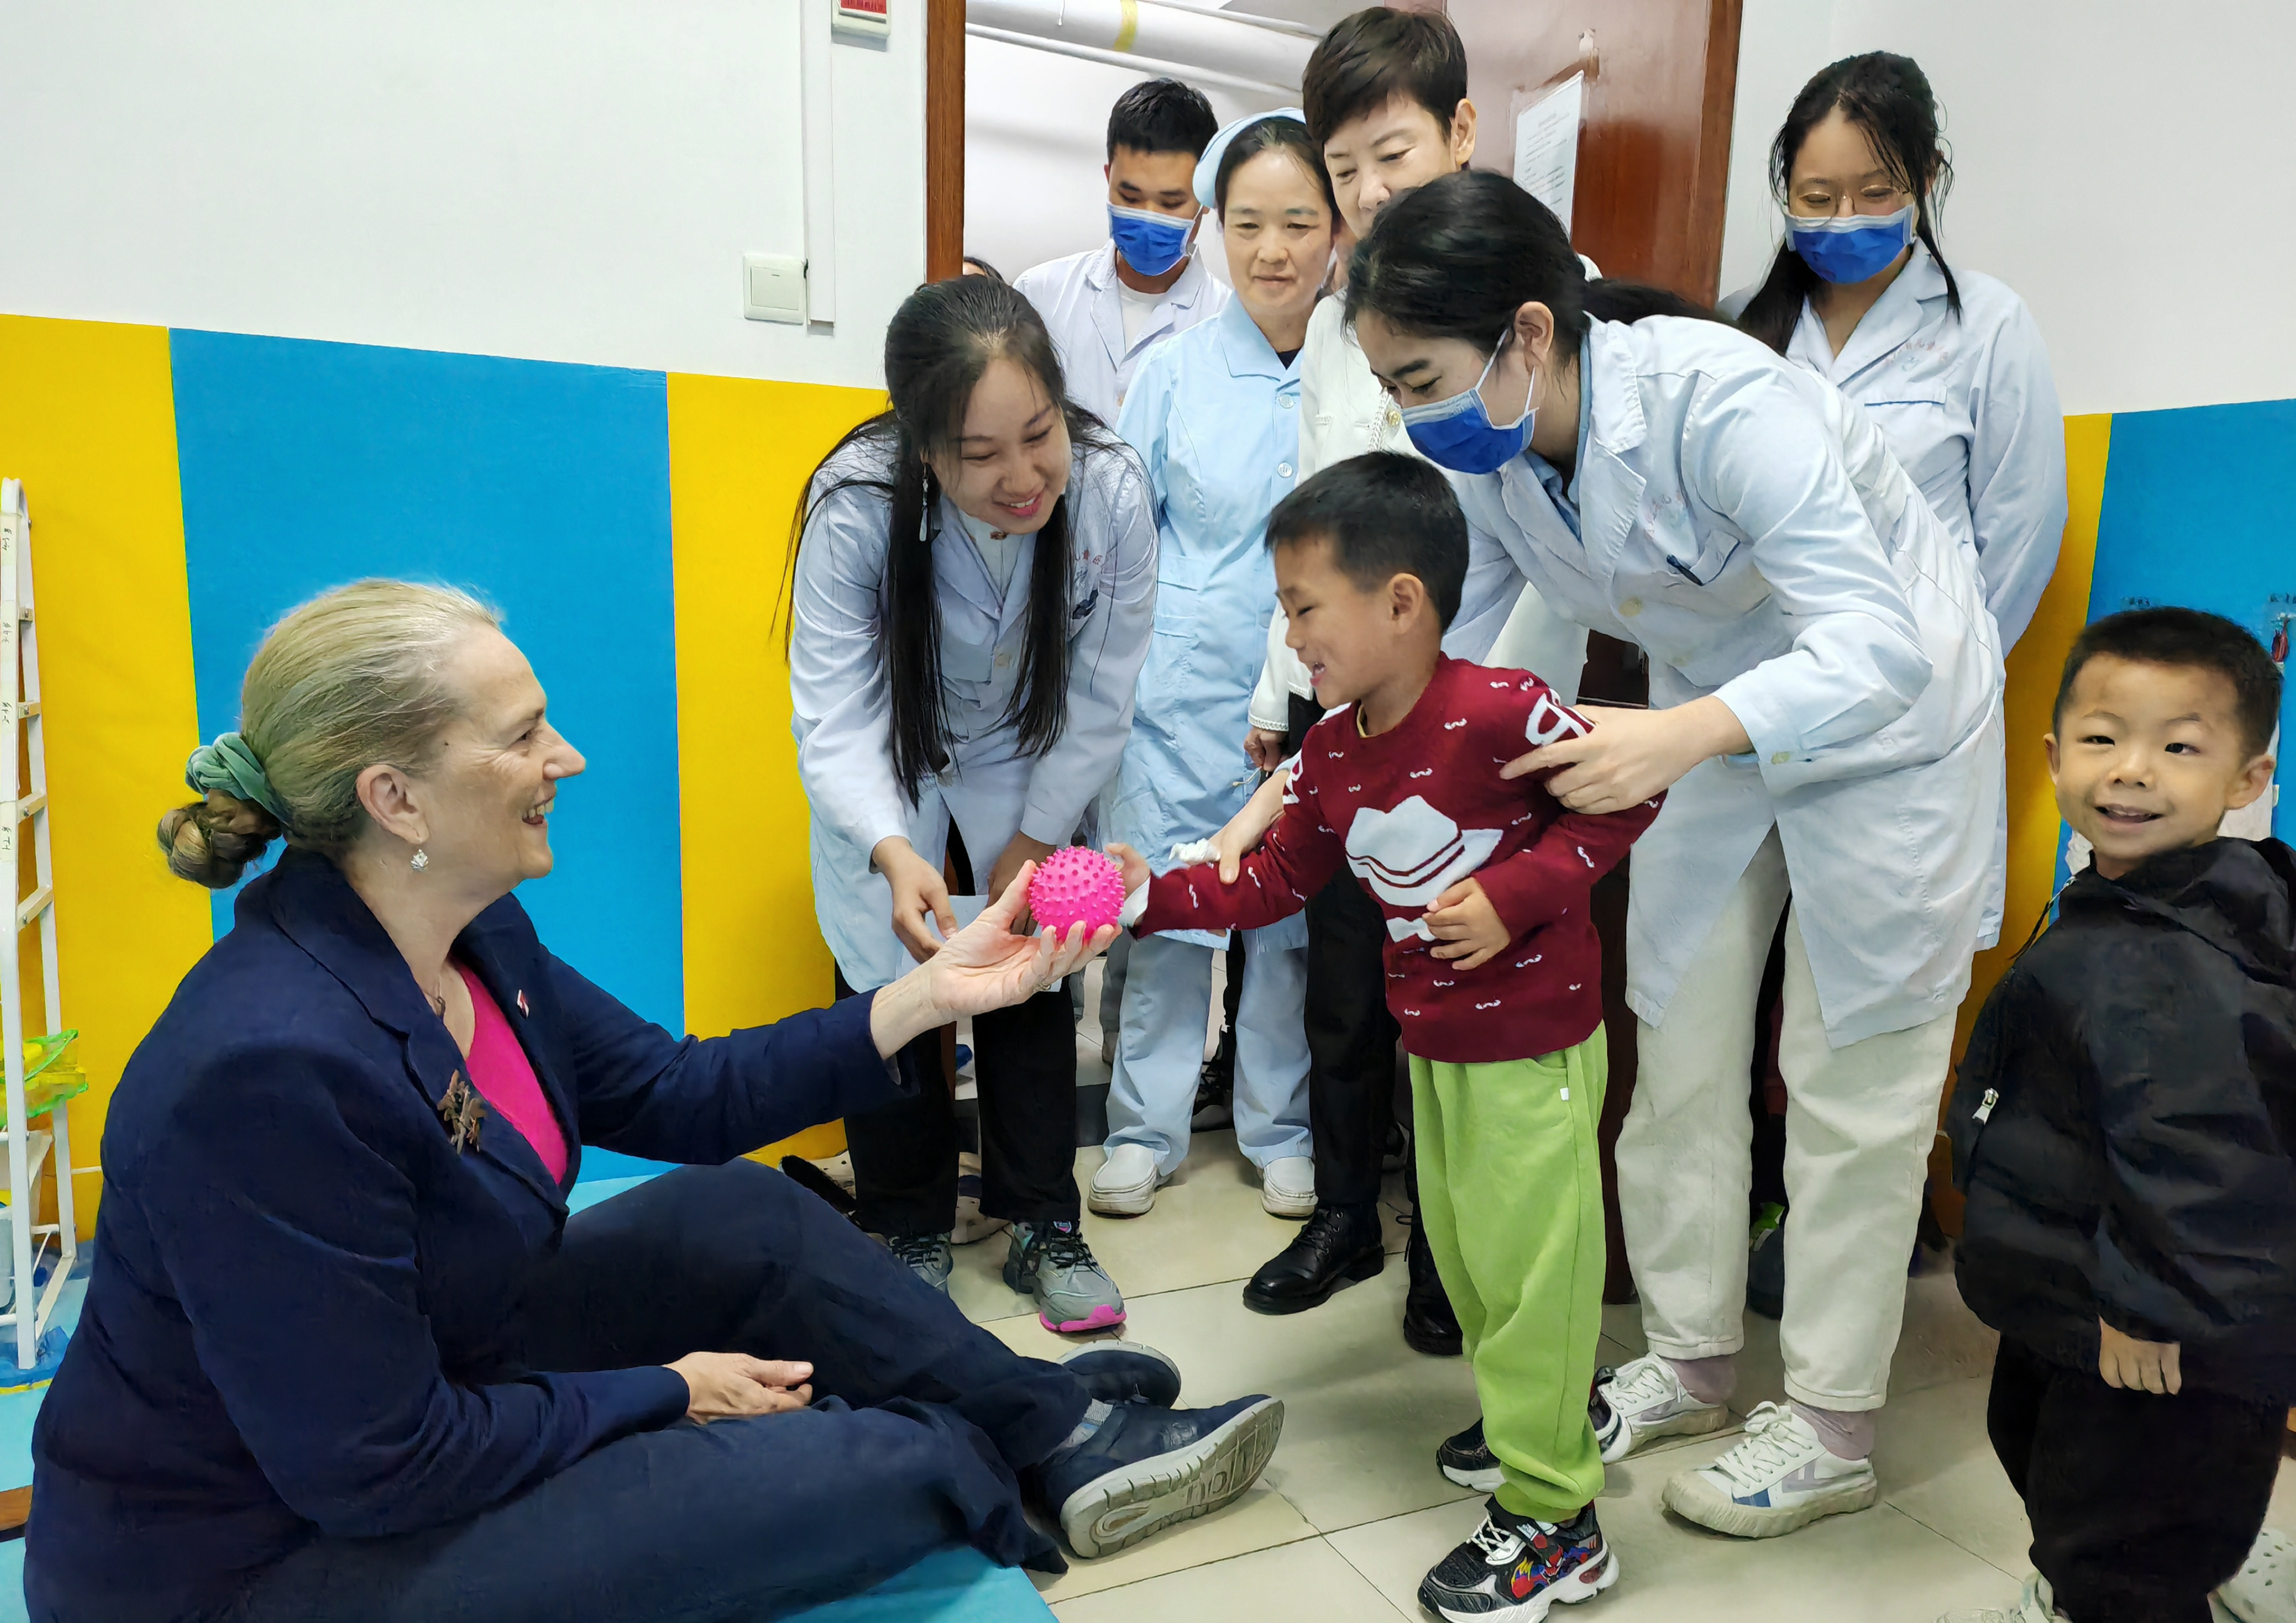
[1105,296,1312,1174]
[1726,243,2066,650]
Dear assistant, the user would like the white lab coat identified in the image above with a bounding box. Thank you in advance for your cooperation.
[1013,243,1231,426]
[1723,244,2067,649]
[789,432,1159,991]
[1451,316,2005,1047]
[1246,296,1588,732]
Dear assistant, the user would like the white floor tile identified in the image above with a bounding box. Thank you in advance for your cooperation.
[1030,1485,1321,1606]
[983,1268,1483,1537]
[1872,1375,2032,1578]
[1052,1537,1413,1623]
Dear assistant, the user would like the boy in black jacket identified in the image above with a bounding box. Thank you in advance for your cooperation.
[1951,607,2291,1623]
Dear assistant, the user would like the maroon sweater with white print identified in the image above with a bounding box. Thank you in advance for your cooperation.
[1138,656,1660,1065]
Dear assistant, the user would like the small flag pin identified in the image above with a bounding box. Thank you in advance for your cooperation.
[515,989,529,1017]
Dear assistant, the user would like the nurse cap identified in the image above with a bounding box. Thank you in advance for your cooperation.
[1192,107,1309,211]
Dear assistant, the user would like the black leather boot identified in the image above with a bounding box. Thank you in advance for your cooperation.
[1241,1201,1386,1315]
[1402,1215,1463,1356]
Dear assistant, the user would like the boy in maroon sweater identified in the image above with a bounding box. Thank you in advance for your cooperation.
[1110,455,1657,1620]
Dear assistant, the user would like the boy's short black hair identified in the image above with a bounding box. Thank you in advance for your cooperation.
[1301,9,1469,150]
[1106,79,1219,160]
[2052,606,2284,757]
[1267,453,1466,629]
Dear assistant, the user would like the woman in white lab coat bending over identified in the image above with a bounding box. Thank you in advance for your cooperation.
[1727,51,2065,651]
[1346,171,2004,1541]
[788,276,1157,1334]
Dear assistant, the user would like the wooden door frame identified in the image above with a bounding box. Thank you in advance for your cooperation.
[927,0,965,281]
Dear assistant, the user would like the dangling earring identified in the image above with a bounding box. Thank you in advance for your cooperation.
[410,847,430,872]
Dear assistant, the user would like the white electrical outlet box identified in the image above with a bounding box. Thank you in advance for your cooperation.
[832,0,889,43]
[742,253,807,324]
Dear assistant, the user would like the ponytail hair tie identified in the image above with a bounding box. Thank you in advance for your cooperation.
[185,732,288,826]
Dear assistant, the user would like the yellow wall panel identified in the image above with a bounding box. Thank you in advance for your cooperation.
[1935,414,2110,1228]
[0,316,212,1232]
[667,373,883,1163]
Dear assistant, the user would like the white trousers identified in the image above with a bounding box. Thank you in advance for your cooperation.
[1616,830,1958,1412]
[1105,930,1311,1175]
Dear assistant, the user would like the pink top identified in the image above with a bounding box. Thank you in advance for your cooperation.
[454,962,568,1185]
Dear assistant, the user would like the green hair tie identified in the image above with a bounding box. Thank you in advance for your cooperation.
[185,732,288,826]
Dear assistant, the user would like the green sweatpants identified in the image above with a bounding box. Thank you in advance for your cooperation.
[1410,1029,1608,1523]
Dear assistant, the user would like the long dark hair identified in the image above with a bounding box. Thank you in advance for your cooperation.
[1344,170,1722,364]
[787,277,1115,804]
[1737,52,1961,354]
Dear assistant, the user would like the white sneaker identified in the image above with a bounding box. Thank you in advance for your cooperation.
[1260,1156,1315,1218]
[1663,1401,1878,1538]
[1089,1143,1164,1216]
[1937,1571,2065,1623]
[2224,1527,2296,1623]
[1594,1352,1729,1462]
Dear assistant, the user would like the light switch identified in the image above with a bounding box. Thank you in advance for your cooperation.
[743,253,807,324]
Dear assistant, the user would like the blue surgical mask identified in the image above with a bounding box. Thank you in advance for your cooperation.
[1787,203,1916,285]
[1107,203,1197,278]
[1399,339,1536,475]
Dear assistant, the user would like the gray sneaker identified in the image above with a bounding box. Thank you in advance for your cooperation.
[886,1230,954,1292]
[1004,1220,1126,1332]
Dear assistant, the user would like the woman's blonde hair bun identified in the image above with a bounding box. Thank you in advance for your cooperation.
[158,791,285,890]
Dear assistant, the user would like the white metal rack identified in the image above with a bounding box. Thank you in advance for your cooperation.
[0,480,77,1370]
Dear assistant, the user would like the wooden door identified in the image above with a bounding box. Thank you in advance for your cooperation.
[927,0,966,280]
[1439,0,1743,304]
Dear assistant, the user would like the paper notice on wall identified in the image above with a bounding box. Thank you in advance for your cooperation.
[1513,72,1585,231]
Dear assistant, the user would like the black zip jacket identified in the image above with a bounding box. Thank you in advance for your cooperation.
[1950,837,2296,1403]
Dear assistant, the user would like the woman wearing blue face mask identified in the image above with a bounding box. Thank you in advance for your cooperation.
[1727,52,2066,651]
[1347,169,2005,1547]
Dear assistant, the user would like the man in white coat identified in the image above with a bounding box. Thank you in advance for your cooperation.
[1013,78,1231,427]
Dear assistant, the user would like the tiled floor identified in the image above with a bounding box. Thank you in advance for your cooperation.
[955,1123,2294,1623]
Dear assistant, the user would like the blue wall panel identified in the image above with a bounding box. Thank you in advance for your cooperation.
[2087,397,2296,839]
[168,332,687,1044]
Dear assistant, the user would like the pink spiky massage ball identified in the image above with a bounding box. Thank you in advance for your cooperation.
[1028,846,1127,937]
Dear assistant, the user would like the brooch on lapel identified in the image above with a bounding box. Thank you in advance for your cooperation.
[438,1070,486,1155]
[515,989,529,1018]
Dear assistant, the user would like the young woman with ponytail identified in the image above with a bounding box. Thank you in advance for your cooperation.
[787,275,1157,1333]
[1338,169,2006,1558]
[1729,51,2065,650]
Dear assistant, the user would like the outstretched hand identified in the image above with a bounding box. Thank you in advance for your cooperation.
[923,861,1115,1020]
[1107,843,1151,896]
[869,863,1115,1058]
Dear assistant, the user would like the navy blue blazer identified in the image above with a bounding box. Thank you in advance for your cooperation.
[26,850,912,1623]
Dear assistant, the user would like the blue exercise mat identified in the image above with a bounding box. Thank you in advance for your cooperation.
[0,1540,1048,1623]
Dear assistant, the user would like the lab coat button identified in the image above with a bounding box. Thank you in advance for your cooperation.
[1619,598,1642,618]
[1278,462,1294,478]
[1279,396,1296,410]
[1386,406,1401,426]
[1770,751,1790,765]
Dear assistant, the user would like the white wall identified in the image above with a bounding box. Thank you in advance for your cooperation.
[963,36,1285,288]
[1719,0,2296,416]
[0,0,924,390]
[963,2,1359,285]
